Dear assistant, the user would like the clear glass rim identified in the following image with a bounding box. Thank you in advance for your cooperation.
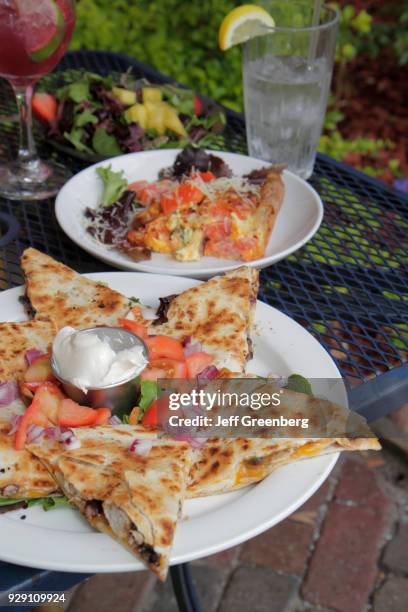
[256,3,339,34]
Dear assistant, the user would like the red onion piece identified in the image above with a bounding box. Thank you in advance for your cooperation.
[0,382,19,406]
[26,424,45,444]
[184,343,203,357]
[109,415,122,426]
[60,429,74,443]
[197,365,219,380]
[129,439,153,456]
[189,437,207,449]
[60,429,81,450]
[172,434,207,448]
[44,426,62,441]
[2,484,19,496]
[8,415,21,436]
[182,336,203,356]
[25,349,46,366]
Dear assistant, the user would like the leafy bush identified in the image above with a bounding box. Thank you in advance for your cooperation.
[71,0,244,110]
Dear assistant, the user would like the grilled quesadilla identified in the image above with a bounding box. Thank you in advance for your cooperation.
[0,318,57,383]
[188,434,380,497]
[21,248,131,329]
[0,422,57,500]
[149,266,259,372]
[186,379,380,498]
[28,425,193,580]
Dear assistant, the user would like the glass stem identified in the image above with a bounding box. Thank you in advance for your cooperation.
[12,83,39,167]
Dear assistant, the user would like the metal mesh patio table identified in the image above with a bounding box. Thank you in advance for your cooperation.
[0,50,407,612]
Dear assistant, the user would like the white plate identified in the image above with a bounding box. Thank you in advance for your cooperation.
[0,272,339,573]
[55,149,323,279]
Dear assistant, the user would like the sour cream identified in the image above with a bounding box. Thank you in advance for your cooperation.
[52,326,148,392]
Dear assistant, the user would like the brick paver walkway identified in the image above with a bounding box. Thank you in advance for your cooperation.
[66,408,408,612]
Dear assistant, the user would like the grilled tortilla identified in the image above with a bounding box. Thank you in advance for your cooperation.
[0,422,57,499]
[21,248,131,329]
[149,266,259,372]
[0,318,57,383]
[188,435,380,497]
[28,426,193,580]
[187,380,380,497]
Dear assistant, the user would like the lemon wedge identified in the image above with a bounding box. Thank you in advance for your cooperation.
[219,4,275,51]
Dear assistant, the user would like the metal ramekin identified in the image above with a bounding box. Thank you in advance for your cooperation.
[51,326,148,418]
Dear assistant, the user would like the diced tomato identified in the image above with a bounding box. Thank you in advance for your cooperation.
[15,401,42,450]
[160,194,178,214]
[185,352,214,378]
[14,382,65,449]
[205,219,231,242]
[135,180,174,207]
[145,336,184,361]
[200,171,215,182]
[57,399,99,428]
[191,171,215,182]
[32,383,65,424]
[118,318,148,340]
[127,180,149,193]
[93,407,111,425]
[24,354,57,384]
[141,399,158,426]
[141,396,171,428]
[176,182,203,205]
[140,358,187,381]
[194,95,203,117]
[32,93,58,123]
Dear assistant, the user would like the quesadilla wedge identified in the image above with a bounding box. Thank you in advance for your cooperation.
[149,266,259,372]
[186,379,380,498]
[0,318,57,383]
[0,423,58,500]
[21,248,131,329]
[28,425,193,580]
[187,434,380,497]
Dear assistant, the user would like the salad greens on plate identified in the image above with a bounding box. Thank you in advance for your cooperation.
[33,72,227,159]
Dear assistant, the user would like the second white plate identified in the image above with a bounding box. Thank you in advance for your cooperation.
[55,149,323,278]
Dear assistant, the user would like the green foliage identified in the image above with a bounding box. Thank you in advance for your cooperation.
[319,130,393,161]
[71,0,244,110]
[364,4,408,65]
[334,4,373,63]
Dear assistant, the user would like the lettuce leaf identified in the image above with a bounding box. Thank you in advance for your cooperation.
[96,165,127,206]
[138,380,158,420]
[0,496,71,511]
[92,128,122,157]
[285,374,313,395]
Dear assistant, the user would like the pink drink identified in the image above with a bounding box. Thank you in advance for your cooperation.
[0,0,75,87]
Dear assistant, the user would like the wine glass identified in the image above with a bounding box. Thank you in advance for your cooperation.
[0,0,76,200]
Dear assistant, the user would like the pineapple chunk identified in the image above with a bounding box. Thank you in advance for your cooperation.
[145,102,166,135]
[112,86,137,106]
[142,87,163,103]
[124,104,148,129]
[163,106,187,137]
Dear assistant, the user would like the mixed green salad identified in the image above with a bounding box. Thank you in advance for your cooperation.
[33,72,227,158]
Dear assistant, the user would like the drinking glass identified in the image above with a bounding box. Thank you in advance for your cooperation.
[243,1,339,179]
[0,0,76,200]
